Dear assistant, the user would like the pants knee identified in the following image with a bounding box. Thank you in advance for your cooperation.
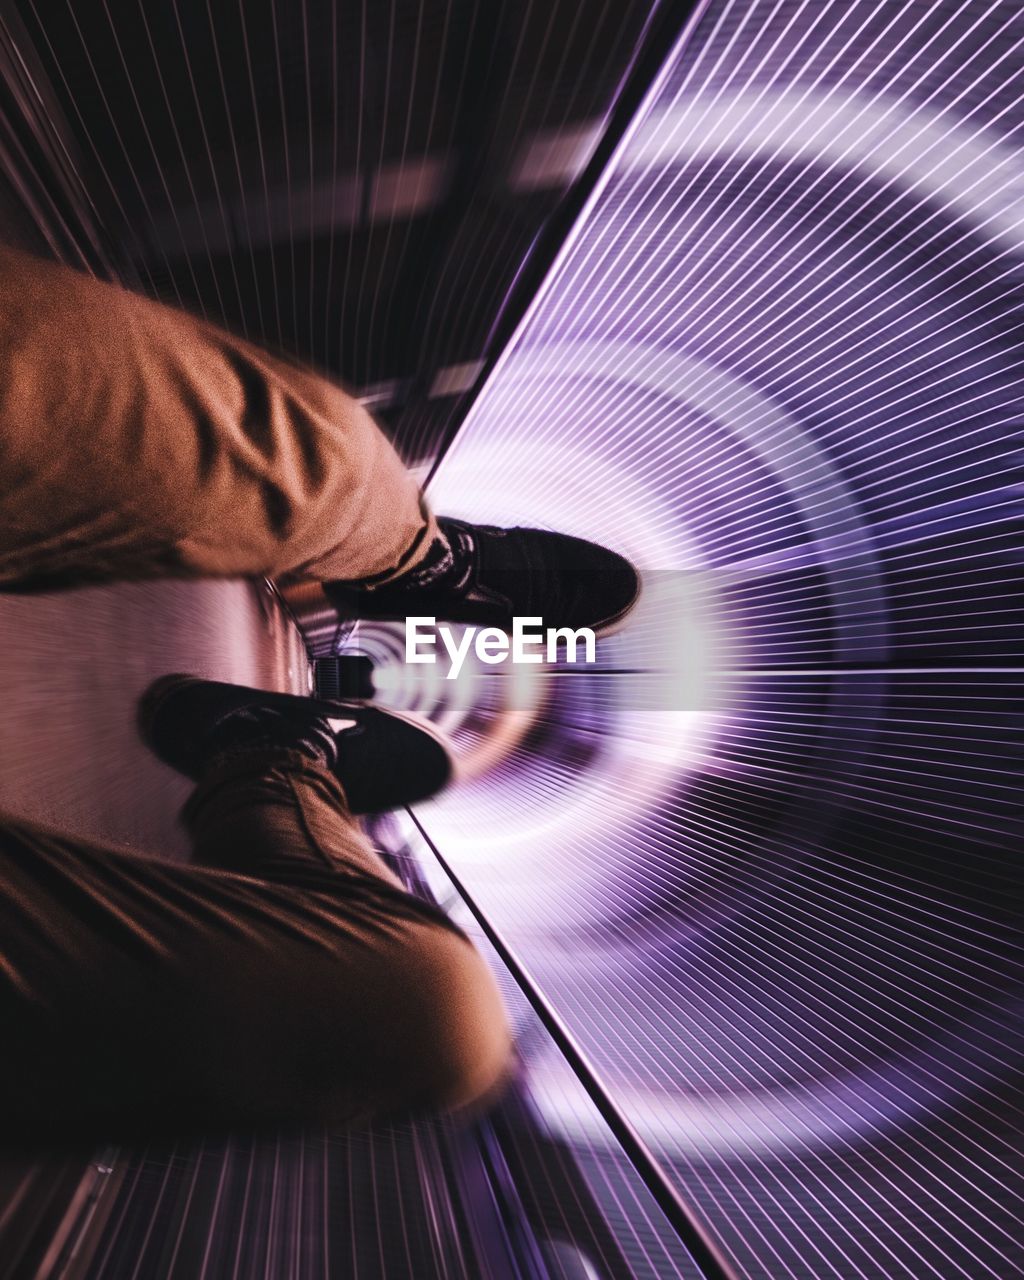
[386,924,513,1116]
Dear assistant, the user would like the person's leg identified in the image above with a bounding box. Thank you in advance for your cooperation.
[136,676,514,1127]
[0,247,640,632]
[0,766,511,1145]
[180,749,513,1123]
[0,680,510,1143]
[0,245,437,591]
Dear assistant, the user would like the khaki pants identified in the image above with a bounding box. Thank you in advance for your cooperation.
[0,250,511,1141]
[0,246,437,590]
[0,753,511,1144]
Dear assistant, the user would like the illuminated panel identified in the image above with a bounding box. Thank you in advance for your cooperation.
[383,3,1024,1277]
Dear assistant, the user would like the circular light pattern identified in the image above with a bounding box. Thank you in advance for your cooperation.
[396,5,1024,1278]
[1,0,1020,1275]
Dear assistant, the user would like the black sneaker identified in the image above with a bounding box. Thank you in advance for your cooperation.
[324,517,641,632]
[138,675,453,813]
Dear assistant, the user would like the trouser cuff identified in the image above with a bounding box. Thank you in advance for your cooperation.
[336,496,442,589]
[183,748,349,829]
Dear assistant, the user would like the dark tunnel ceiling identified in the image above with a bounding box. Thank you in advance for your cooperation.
[6,0,672,466]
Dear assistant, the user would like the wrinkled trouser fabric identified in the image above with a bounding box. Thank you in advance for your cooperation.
[0,249,511,1143]
[0,245,437,590]
[0,755,511,1145]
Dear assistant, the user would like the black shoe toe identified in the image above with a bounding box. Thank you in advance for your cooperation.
[533,531,641,631]
[468,523,641,632]
[333,707,453,814]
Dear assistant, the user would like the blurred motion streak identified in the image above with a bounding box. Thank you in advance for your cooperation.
[0,1,1022,1278]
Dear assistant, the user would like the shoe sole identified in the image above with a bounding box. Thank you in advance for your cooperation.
[590,567,644,639]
